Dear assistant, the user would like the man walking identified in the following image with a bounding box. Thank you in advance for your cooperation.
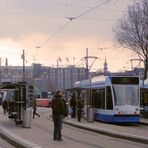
[51,91,67,141]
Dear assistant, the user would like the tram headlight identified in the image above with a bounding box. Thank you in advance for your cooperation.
[135,108,139,111]
[121,111,124,114]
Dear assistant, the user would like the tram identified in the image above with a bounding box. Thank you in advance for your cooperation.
[140,79,148,118]
[74,76,140,123]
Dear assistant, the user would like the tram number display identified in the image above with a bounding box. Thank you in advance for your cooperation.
[111,77,139,84]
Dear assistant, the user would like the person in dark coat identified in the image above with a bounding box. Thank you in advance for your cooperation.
[51,90,67,141]
[2,100,8,114]
[70,93,76,118]
[77,99,83,122]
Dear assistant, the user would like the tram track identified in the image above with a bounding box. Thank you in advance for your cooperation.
[35,116,148,147]
[37,108,148,145]
[45,108,148,145]
[62,118,148,145]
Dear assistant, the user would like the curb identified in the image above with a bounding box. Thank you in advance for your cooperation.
[0,125,42,148]
[64,119,148,145]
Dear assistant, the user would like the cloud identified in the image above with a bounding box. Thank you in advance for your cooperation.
[0,0,140,72]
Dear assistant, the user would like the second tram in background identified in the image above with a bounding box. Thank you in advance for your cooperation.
[74,76,140,123]
[140,79,148,118]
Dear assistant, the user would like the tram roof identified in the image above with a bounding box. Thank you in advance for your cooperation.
[74,75,140,89]
[74,75,107,89]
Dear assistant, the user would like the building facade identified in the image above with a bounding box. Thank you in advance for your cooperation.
[0,63,87,94]
[1,62,144,94]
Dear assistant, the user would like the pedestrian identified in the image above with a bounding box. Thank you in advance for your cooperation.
[2,100,8,114]
[32,99,40,119]
[70,93,76,118]
[51,90,67,141]
[77,99,83,122]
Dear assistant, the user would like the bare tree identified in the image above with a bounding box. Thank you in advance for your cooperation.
[113,0,148,79]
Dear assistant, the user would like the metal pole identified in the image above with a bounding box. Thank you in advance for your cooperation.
[86,48,89,79]
[22,49,25,82]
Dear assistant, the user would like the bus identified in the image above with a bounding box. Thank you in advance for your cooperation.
[36,98,52,107]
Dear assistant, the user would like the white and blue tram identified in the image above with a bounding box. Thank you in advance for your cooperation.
[74,76,140,123]
[140,79,148,118]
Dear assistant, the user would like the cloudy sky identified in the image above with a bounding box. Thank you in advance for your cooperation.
[0,0,142,72]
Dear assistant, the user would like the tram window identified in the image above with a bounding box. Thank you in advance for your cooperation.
[141,89,148,106]
[143,93,148,105]
[92,90,95,107]
[92,89,105,109]
[112,77,139,84]
[106,86,113,110]
[92,89,100,108]
[101,88,105,109]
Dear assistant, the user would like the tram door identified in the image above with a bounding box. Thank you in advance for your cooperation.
[92,88,105,109]
[141,88,148,118]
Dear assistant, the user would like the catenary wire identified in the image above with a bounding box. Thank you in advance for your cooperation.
[38,0,111,47]
[75,0,110,19]
[38,20,72,48]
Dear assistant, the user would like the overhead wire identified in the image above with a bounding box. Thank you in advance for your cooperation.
[38,20,72,48]
[75,0,110,19]
[0,11,117,22]
[38,0,111,47]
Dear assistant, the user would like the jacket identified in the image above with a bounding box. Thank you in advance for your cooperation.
[51,94,67,116]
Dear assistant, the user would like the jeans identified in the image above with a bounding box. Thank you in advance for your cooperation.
[53,114,63,140]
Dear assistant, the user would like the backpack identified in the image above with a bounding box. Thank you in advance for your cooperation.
[51,96,67,116]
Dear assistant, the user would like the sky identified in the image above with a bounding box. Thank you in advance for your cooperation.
[0,0,143,72]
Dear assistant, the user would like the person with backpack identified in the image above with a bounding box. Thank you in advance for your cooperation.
[51,90,67,141]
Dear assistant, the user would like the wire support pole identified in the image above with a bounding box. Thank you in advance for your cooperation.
[22,49,25,82]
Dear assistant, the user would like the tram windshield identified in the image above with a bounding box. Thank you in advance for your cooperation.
[113,85,139,106]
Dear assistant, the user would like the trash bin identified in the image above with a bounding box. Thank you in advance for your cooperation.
[87,106,94,122]
[23,108,32,128]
